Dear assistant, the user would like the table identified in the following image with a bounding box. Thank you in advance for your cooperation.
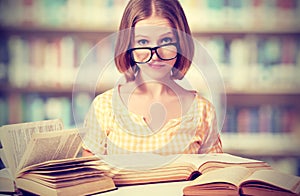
[95,181,191,196]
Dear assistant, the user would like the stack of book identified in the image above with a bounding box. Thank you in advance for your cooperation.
[0,119,116,195]
[0,119,300,195]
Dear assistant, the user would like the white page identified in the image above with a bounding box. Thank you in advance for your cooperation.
[17,129,82,177]
[0,119,64,177]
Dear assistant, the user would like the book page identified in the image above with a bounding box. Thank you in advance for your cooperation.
[99,153,179,170]
[0,148,8,168]
[0,168,15,192]
[0,119,63,177]
[0,168,13,180]
[189,166,251,187]
[242,169,300,194]
[174,153,265,172]
[17,156,101,174]
[94,153,263,172]
[16,129,81,177]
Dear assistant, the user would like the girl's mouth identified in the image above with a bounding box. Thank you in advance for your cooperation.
[148,63,165,69]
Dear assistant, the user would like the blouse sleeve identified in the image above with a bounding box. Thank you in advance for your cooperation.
[82,98,107,155]
[198,101,223,154]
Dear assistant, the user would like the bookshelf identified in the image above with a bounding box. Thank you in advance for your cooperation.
[0,0,300,175]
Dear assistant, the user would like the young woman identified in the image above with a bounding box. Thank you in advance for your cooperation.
[82,0,222,156]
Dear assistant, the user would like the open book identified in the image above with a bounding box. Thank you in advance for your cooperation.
[0,119,64,175]
[12,152,270,189]
[96,153,271,185]
[183,166,300,196]
[15,156,116,196]
[0,119,116,195]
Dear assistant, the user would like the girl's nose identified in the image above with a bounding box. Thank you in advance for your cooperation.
[151,50,159,61]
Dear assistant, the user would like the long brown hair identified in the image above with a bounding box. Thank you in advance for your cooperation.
[114,0,194,81]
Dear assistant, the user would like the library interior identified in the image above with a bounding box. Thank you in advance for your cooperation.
[0,0,300,177]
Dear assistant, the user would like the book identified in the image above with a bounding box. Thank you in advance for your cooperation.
[96,153,271,186]
[0,119,116,195]
[15,156,116,196]
[15,152,268,189]
[13,152,270,191]
[0,119,64,175]
[183,166,300,196]
[4,148,273,195]
[0,168,15,194]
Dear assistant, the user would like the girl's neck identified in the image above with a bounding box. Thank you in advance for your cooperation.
[134,71,177,99]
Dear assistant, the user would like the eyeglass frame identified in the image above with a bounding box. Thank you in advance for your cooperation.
[128,43,179,64]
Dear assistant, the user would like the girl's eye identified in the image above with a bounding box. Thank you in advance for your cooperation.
[161,37,173,44]
[137,39,149,46]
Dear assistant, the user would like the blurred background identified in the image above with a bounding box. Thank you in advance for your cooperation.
[0,0,299,175]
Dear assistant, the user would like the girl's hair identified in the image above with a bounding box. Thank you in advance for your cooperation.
[114,0,194,81]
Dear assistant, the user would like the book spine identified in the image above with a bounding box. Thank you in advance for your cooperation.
[1,0,299,30]
[0,36,9,84]
[202,35,300,91]
[0,92,95,128]
[222,105,296,134]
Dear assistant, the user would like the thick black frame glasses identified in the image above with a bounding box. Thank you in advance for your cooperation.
[128,43,178,64]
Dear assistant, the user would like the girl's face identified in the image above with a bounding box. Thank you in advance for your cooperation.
[132,16,178,80]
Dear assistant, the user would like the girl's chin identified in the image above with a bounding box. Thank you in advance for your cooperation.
[137,64,173,80]
[143,71,172,81]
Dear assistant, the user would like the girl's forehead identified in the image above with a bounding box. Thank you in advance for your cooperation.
[135,15,171,28]
[134,16,174,35]
[134,26,175,38]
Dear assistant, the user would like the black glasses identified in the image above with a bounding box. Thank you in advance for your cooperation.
[128,43,178,64]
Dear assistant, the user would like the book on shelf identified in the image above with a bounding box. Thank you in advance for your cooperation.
[222,105,296,134]
[183,165,300,196]
[1,0,299,30]
[0,119,116,195]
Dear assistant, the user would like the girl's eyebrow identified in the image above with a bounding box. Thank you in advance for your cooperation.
[134,35,149,39]
[134,31,174,39]
[159,32,174,38]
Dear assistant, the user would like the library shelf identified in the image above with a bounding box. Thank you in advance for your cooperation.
[226,92,300,106]
[0,25,114,39]
[221,133,300,158]
[0,86,74,95]
[2,25,300,37]
[191,27,300,36]
[2,85,300,97]
[1,2,300,175]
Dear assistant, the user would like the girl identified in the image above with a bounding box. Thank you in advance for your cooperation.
[82,0,222,156]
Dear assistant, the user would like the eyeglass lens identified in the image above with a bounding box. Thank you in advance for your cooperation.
[131,44,177,63]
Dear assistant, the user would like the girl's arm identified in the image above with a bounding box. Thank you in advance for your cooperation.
[198,101,223,154]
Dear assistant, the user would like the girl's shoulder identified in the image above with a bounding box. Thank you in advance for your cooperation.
[93,88,115,106]
[193,91,215,111]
